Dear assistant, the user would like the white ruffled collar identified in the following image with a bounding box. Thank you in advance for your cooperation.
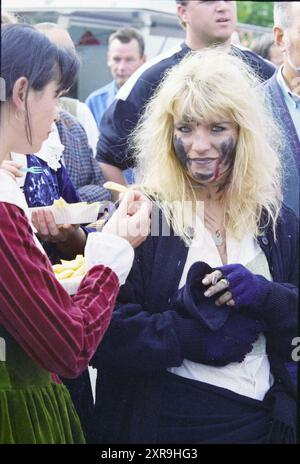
[34,123,65,171]
[11,124,65,172]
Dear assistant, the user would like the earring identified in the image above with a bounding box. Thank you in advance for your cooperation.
[15,111,21,121]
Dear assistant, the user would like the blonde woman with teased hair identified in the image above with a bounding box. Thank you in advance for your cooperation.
[91,50,298,444]
[134,50,282,245]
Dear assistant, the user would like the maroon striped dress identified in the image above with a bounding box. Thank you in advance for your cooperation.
[0,201,119,443]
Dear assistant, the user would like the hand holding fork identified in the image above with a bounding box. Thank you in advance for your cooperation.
[20,166,43,174]
[1,159,43,180]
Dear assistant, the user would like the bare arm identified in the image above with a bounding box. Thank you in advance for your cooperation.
[99,162,127,202]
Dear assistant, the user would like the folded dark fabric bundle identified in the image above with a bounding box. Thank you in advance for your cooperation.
[175,261,230,331]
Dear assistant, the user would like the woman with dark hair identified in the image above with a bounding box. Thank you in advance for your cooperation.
[0,24,151,444]
[0,19,107,263]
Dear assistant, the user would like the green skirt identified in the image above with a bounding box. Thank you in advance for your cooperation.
[0,326,85,444]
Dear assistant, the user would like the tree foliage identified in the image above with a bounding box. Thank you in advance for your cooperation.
[237,1,274,27]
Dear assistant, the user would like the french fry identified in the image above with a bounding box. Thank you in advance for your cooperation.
[52,197,68,208]
[53,255,86,280]
[52,264,66,274]
[56,269,74,280]
[103,181,129,193]
[72,266,86,277]
[59,261,81,270]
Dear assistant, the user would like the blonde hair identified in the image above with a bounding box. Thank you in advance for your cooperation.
[131,49,283,244]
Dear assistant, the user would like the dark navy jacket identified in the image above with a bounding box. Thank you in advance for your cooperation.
[260,73,300,217]
[91,205,298,443]
[96,43,275,170]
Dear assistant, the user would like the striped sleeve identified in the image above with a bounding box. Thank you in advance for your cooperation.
[0,202,119,378]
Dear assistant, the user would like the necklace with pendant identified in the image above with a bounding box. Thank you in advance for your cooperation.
[212,229,224,247]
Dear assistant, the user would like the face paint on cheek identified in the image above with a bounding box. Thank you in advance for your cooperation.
[173,134,224,184]
[220,137,236,168]
[215,137,237,191]
[173,135,189,167]
[191,170,215,181]
[173,135,209,181]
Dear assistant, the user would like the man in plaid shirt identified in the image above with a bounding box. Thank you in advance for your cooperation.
[57,110,111,204]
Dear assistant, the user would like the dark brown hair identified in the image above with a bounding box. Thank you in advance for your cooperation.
[108,27,145,57]
[1,24,80,145]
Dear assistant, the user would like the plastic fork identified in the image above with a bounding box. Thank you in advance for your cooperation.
[20,166,43,174]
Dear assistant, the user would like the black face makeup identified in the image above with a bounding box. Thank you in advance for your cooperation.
[173,122,237,189]
[173,133,220,182]
[220,138,236,168]
[173,135,188,167]
[173,134,211,180]
[215,137,237,191]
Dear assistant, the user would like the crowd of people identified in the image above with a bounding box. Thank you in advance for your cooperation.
[0,0,299,445]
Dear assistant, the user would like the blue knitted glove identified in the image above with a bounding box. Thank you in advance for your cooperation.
[217,263,270,309]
